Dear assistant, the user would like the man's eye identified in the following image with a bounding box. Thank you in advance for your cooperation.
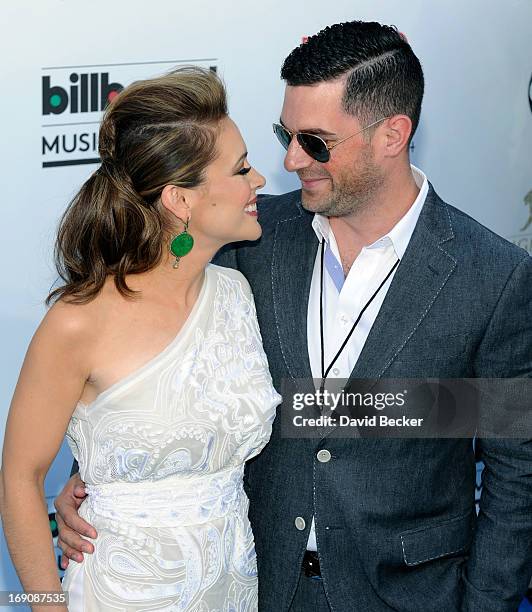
[237,166,252,175]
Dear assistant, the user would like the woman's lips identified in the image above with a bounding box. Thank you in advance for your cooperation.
[244,198,258,216]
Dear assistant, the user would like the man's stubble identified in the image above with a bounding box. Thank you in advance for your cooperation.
[300,143,385,219]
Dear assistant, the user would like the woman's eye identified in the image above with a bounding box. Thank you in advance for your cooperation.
[237,166,252,175]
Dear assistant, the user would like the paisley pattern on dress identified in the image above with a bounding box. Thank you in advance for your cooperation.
[62,265,281,611]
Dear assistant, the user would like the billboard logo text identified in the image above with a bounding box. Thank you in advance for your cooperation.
[42,73,123,115]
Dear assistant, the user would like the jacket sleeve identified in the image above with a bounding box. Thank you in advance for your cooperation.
[463,254,532,611]
[212,244,240,270]
[70,459,79,476]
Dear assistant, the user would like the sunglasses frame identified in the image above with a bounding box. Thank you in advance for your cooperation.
[272,117,389,163]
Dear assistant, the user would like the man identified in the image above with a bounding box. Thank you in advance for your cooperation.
[55,20,532,611]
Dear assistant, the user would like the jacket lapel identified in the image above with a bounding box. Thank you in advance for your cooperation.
[271,205,318,381]
[348,186,457,382]
[319,186,457,439]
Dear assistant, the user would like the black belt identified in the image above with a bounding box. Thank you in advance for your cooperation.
[302,550,321,577]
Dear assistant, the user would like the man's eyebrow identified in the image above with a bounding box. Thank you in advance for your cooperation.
[232,152,248,169]
[279,118,337,137]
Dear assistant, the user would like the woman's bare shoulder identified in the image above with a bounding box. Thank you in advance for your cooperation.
[40,284,116,346]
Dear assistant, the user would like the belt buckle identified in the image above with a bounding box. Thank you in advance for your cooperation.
[302,550,321,579]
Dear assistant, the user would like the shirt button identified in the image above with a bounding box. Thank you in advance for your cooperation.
[295,516,306,531]
[339,314,349,325]
[317,449,332,463]
[332,368,340,375]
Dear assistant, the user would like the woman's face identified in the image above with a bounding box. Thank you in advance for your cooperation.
[189,117,265,249]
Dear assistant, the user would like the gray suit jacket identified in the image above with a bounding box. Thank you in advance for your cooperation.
[214,185,532,612]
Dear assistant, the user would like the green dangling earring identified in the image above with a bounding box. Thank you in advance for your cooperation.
[170,217,194,269]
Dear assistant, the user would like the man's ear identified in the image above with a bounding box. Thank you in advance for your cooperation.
[380,115,413,158]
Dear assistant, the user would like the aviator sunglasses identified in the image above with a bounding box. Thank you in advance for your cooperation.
[272,117,388,163]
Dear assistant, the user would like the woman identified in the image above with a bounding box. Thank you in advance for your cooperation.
[0,67,281,611]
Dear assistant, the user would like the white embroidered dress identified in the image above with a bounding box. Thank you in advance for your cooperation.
[62,265,281,611]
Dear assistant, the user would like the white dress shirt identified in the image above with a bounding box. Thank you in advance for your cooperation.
[305,165,429,551]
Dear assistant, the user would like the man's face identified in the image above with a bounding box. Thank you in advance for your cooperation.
[279,80,385,217]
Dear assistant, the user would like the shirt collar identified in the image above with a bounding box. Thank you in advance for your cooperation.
[311,164,429,260]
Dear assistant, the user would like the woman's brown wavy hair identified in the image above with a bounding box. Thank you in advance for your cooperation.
[47,66,227,304]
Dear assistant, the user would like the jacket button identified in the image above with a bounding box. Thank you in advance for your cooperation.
[295,516,306,531]
[317,449,332,463]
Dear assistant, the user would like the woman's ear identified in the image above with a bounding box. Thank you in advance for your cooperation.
[160,185,193,222]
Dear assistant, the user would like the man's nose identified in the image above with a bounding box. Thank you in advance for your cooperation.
[283,137,314,173]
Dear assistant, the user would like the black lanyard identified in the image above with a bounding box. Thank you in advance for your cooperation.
[319,240,400,392]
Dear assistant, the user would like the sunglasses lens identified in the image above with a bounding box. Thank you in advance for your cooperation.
[297,133,330,163]
[273,124,292,151]
[272,124,330,162]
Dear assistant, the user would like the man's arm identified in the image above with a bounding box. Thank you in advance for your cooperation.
[463,254,532,612]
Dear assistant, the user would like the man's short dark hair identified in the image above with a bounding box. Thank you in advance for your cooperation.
[281,20,424,142]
